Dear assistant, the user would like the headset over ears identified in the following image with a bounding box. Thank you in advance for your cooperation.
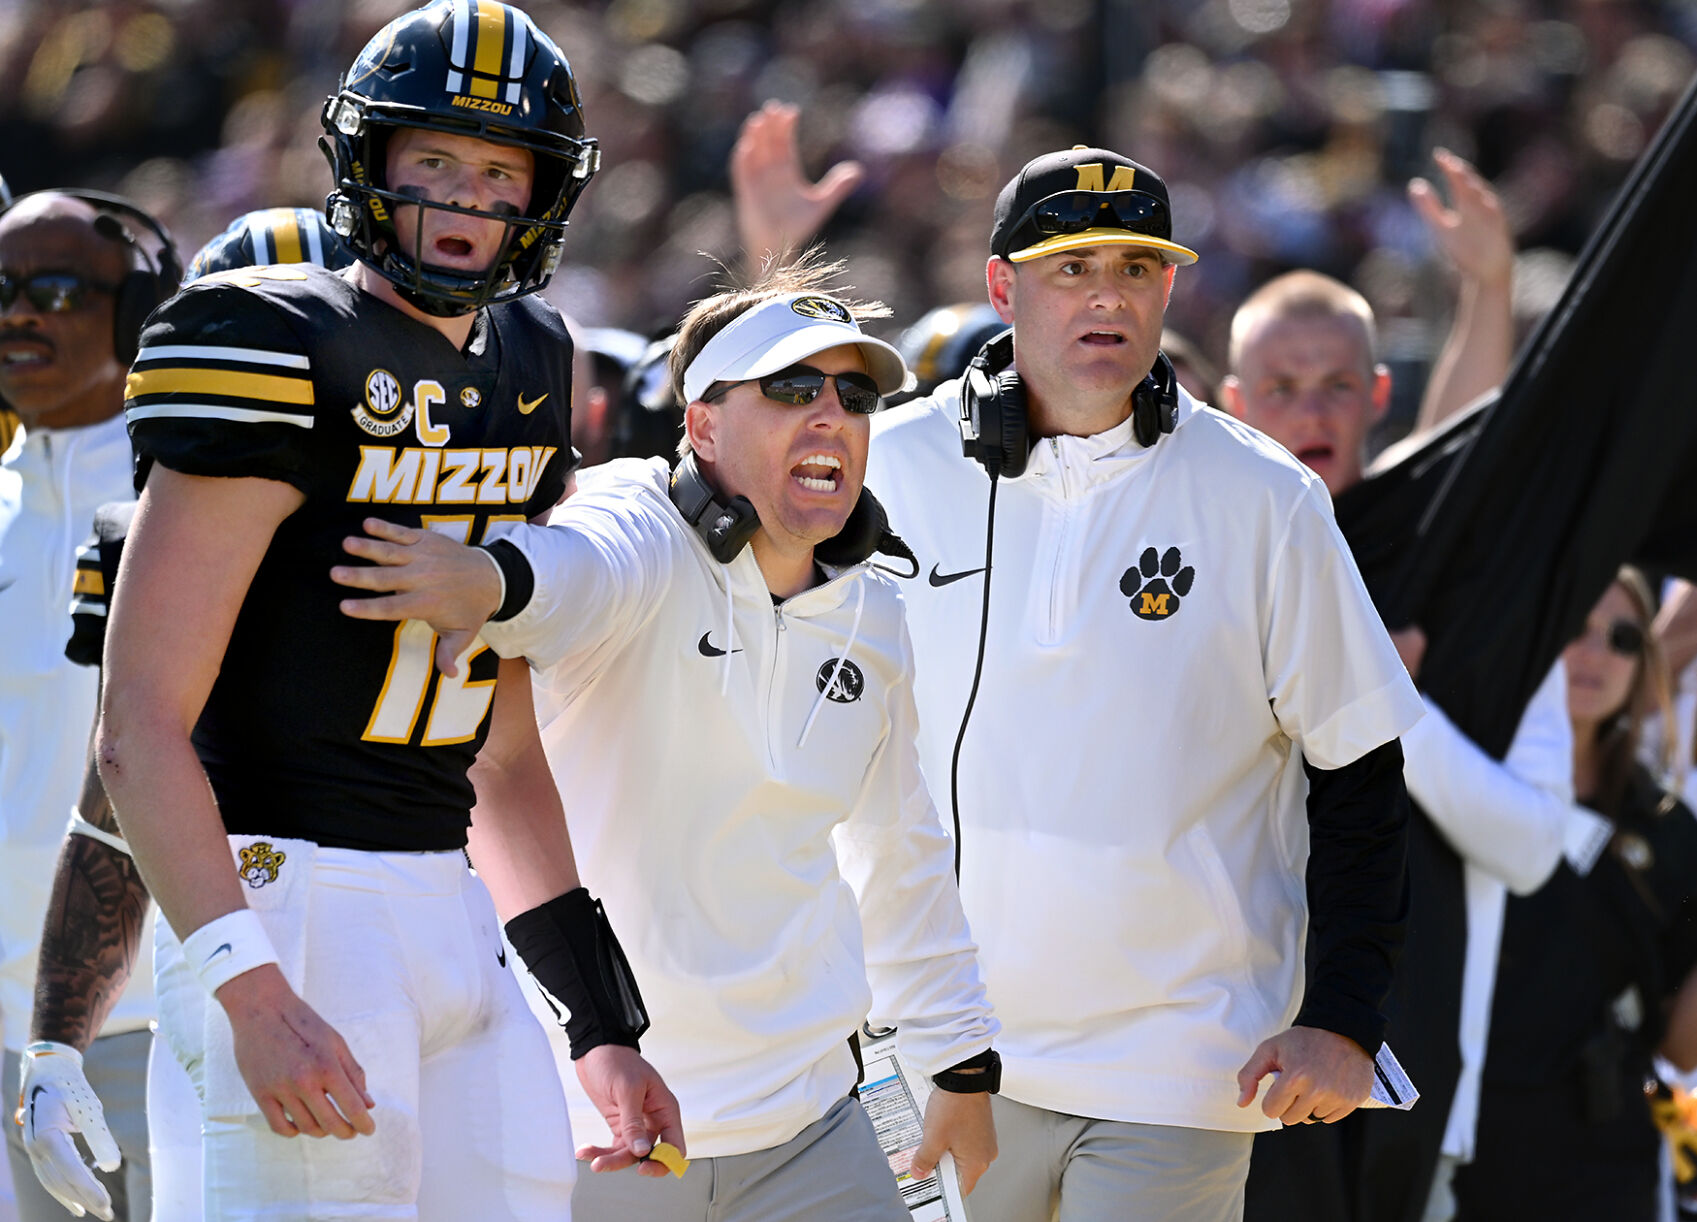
[958,330,1180,478]
[1,188,184,366]
[670,452,761,564]
[670,451,918,573]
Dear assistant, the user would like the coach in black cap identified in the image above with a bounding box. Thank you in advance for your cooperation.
[866,146,1419,1221]
[989,145,1199,267]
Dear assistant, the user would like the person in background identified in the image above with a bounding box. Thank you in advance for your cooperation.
[19,203,355,1222]
[867,142,1420,1222]
[1453,569,1697,1221]
[1222,262,1609,1222]
[0,189,180,1222]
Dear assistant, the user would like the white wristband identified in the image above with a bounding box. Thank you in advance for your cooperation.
[181,909,280,997]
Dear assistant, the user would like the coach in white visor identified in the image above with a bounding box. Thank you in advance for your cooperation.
[331,264,1001,1222]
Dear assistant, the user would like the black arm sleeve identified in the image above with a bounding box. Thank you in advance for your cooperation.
[1292,737,1410,1053]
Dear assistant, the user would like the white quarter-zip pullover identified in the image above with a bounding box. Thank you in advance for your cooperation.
[484,458,996,1157]
[866,384,1421,1133]
[0,415,153,1050]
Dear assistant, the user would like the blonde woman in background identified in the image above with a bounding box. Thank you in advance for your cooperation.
[1454,568,1697,1220]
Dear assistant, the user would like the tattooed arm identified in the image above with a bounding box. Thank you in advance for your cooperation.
[29,737,152,1051]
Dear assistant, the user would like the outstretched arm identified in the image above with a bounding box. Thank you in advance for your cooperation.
[1410,148,1515,434]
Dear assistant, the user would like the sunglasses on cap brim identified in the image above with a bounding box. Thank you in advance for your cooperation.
[703,364,883,415]
[1010,189,1172,250]
[0,271,119,313]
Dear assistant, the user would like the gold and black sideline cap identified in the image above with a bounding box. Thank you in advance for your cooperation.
[990,145,1199,266]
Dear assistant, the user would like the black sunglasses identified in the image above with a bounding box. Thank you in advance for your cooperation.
[0,271,120,314]
[1011,189,1172,250]
[704,364,882,415]
[1601,618,1645,657]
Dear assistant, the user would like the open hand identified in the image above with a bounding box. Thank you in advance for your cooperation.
[573,1045,686,1177]
[219,965,376,1139]
[17,1043,121,1219]
[1409,149,1513,291]
[731,101,864,265]
[332,518,502,674]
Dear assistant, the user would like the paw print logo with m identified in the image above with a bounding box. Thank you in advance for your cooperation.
[1120,546,1195,620]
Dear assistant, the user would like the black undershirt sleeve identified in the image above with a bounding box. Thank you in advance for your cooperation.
[1292,737,1410,1054]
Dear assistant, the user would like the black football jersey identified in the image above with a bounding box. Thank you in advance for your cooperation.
[65,500,135,668]
[125,264,574,850]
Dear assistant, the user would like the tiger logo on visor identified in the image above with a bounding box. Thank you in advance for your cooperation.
[790,296,854,324]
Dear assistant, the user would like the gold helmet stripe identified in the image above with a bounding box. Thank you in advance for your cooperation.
[266,208,305,264]
[469,0,508,100]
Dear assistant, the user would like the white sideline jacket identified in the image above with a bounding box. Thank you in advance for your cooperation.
[483,458,997,1158]
[865,383,1422,1133]
[0,416,153,1051]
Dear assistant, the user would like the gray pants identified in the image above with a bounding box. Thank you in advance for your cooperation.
[4,1031,152,1222]
[572,1096,908,1222]
[970,1095,1253,1222]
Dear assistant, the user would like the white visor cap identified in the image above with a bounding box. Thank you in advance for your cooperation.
[682,292,915,408]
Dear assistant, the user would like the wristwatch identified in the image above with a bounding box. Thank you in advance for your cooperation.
[932,1048,1002,1094]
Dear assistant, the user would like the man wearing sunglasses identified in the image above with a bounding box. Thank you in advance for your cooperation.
[0,191,170,1222]
[331,266,1001,1222]
[861,147,1425,1221]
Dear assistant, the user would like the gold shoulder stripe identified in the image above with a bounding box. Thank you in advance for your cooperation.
[126,368,315,406]
[72,568,105,597]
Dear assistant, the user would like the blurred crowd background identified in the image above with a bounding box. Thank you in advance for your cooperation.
[2,0,1695,436]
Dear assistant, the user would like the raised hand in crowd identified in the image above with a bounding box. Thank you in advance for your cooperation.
[1408,148,1516,434]
[730,100,863,270]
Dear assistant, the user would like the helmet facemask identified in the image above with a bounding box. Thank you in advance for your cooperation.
[320,1,599,317]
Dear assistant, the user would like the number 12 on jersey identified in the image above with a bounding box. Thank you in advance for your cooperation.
[362,515,523,746]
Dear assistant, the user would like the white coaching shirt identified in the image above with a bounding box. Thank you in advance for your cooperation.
[483,458,996,1159]
[867,383,1422,1133]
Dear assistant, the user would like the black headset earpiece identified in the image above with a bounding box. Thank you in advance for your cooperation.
[669,452,761,564]
[958,328,1028,480]
[2,189,183,366]
[1132,350,1179,448]
[814,487,919,577]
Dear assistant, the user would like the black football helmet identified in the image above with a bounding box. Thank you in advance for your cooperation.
[186,207,355,282]
[320,0,599,316]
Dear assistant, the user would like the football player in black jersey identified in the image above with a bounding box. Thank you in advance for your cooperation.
[96,4,678,1218]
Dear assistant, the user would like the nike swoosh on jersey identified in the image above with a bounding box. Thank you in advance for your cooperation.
[928,564,986,587]
[29,1084,45,1128]
[697,632,744,658]
[496,945,507,967]
[517,391,549,415]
